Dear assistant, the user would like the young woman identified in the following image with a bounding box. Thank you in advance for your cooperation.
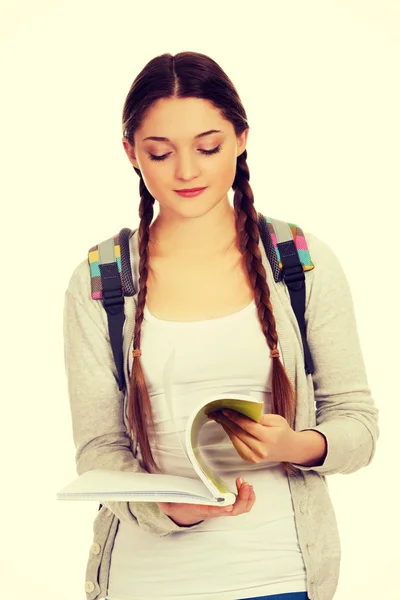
[63,51,379,600]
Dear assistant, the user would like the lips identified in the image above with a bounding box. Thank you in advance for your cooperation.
[174,187,207,198]
[175,187,206,192]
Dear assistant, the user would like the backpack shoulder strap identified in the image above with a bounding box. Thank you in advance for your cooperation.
[88,217,315,396]
[257,213,315,375]
[88,228,133,392]
[89,228,134,513]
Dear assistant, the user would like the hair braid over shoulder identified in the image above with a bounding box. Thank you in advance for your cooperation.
[232,151,297,476]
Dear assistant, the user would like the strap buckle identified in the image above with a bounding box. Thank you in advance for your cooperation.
[282,264,305,285]
[102,287,124,308]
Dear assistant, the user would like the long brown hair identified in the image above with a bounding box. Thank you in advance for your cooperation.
[122,51,298,478]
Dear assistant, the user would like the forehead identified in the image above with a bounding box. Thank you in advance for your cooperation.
[138,97,231,141]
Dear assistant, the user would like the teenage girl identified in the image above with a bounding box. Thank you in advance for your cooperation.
[63,51,379,600]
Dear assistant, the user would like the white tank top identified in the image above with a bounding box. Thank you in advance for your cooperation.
[107,299,307,599]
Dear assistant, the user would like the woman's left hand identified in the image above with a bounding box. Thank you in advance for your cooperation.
[208,409,298,464]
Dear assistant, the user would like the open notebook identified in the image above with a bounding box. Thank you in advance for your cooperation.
[57,393,263,506]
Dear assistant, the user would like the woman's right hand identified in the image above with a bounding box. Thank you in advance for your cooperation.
[156,477,255,527]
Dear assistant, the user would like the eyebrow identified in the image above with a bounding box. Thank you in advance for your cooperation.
[142,129,223,142]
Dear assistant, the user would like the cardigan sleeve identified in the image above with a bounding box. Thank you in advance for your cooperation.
[291,232,380,475]
[63,259,204,536]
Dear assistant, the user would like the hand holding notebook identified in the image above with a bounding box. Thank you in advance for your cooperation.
[57,393,263,506]
[156,475,256,525]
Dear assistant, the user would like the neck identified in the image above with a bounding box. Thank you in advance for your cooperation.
[148,197,239,259]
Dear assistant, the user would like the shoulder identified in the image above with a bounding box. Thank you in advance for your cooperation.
[303,229,344,271]
[302,229,352,297]
[65,256,91,302]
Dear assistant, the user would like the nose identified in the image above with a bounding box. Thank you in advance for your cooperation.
[175,150,201,181]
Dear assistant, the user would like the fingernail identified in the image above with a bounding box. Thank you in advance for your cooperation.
[225,505,233,512]
[238,477,244,485]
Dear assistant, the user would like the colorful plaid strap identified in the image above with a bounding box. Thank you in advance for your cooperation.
[88,233,122,300]
[266,217,314,276]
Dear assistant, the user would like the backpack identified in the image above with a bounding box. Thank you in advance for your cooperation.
[88,213,315,393]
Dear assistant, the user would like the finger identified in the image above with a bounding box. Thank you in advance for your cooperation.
[238,482,252,512]
[221,423,265,462]
[220,410,263,438]
[229,480,252,515]
[244,484,256,512]
[216,413,261,441]
[235,476,243,490]
[209,479,256,517]
[238,481,255,513]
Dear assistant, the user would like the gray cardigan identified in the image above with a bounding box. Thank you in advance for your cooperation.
[63,227,380,600]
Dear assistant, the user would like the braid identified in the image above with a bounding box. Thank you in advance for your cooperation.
[126,173,161,473]
[232,153,280,355]
[233,151,298,477]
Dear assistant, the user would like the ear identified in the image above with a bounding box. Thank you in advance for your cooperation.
[236,128,249,158]
[122,137,139,169]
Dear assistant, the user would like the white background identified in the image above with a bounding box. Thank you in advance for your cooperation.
[1,1,399,599]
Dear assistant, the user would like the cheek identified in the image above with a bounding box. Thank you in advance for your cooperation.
[210,153,238,187]
[203,146,236,175]
[139,163,170,196]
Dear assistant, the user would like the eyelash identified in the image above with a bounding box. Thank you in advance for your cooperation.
[149,145,222,162]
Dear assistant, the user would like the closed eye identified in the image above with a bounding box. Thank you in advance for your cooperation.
[149,145,222,162]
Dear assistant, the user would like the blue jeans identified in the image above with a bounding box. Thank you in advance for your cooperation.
[106,593,309,600]
[240,593,309,600]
